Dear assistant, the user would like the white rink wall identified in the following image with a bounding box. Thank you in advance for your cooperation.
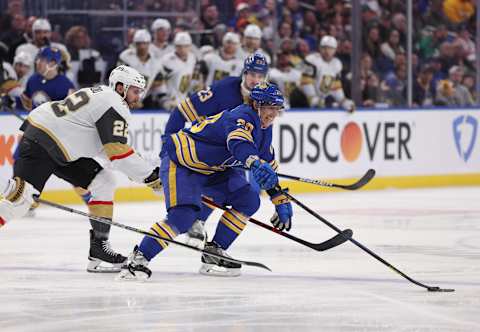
[1,108,479,202]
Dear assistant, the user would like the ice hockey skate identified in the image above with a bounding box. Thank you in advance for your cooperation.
[116,245,151,281]
[87,230,127,273]
[199,241,241,277]
[185,220,207,249]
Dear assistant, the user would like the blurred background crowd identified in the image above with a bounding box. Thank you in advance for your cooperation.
[0,0,477,110]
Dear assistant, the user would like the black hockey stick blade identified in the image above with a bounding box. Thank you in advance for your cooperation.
[427,286,455,292]
[336,169,376,190]
[311,229,353,251]
[275,169,376,191]
[202,196,347,252]
[34,196,271,272]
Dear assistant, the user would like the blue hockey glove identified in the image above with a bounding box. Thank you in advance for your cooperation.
[249,159,278,190]
[269,189,293,231]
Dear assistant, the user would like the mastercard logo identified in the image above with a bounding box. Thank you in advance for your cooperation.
[340,122,363,162]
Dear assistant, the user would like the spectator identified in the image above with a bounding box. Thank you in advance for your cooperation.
[15,18,70,74]
[380,29,405,61]
[150,18,173,60]
[461,73,476,102]
[13,51,32,89]
[0,13,26,63]
[364,26,382,60]
[448,65,474,106]
[200,4,221,46]
[65,25,106,88]
[229,3,251,31]
[412,65,435,107]
[20,46,74,111]
[118,29,162,108]
[381,62,407,106]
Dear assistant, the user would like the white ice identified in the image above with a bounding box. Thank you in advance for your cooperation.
[1,187,479,332]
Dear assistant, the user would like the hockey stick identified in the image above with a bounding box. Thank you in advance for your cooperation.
[279,189,454,292]
[277,169,376,191]
[33,196,271,272]
[201,196,352,252]
[0,94,26,122]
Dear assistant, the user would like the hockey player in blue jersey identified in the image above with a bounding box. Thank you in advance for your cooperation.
[163,52,273,248]
[119,83,293,279]
[20,46,74,110]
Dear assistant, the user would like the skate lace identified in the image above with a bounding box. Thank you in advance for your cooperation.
[101,240,117,257]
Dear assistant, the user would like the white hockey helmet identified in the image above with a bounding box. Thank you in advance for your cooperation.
[223,32,240,44]
[151,18,171,31]
[320,35,338,49]
[109,65,146,98]
[174,32,192,46]
[32,18,51,32]
[133,29,152,43]
[244,24,262,39]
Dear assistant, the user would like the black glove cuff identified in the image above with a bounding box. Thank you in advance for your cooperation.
[144,167,160,184]
[266,187,281,197]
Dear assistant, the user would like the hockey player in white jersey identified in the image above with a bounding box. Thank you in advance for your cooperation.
[118,29,162,105]
[0,65,161,272]
[302,36,355,112]
[200,32,243,87]
[149,18,174,60]
[158,32,196,110]
[236,24,271,64]
[269,52,302,109]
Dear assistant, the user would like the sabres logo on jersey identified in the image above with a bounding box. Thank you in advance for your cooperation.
[32,91,51,108]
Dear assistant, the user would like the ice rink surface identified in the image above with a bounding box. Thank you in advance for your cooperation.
[1,187,479,332]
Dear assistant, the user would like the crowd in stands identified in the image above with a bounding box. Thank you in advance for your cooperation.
[0,0,477,111]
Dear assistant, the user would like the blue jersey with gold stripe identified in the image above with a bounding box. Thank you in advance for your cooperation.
[165,76,245,135]
[164,104,276,175]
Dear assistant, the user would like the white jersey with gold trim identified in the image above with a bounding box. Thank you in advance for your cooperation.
[236,47,271,64]
[24,85,153,182]
[202,51,243,87]
[304,53,343,102]
[269,67,302,109]
[160,51,196,106]
[149,43,174,60]
[118,48,161,97]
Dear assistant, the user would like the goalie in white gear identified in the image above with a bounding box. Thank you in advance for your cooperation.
[0,65,162,272]
[302,35,355,112]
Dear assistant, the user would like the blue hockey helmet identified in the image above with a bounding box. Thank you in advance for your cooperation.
[250,82,284,107]
[37,46,62,65]
[243,51,269,75]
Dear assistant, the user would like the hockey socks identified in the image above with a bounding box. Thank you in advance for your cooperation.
[212,209,248,249]
[87,201,113,240]
[139,206,197,260]
[139,220,178,261]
